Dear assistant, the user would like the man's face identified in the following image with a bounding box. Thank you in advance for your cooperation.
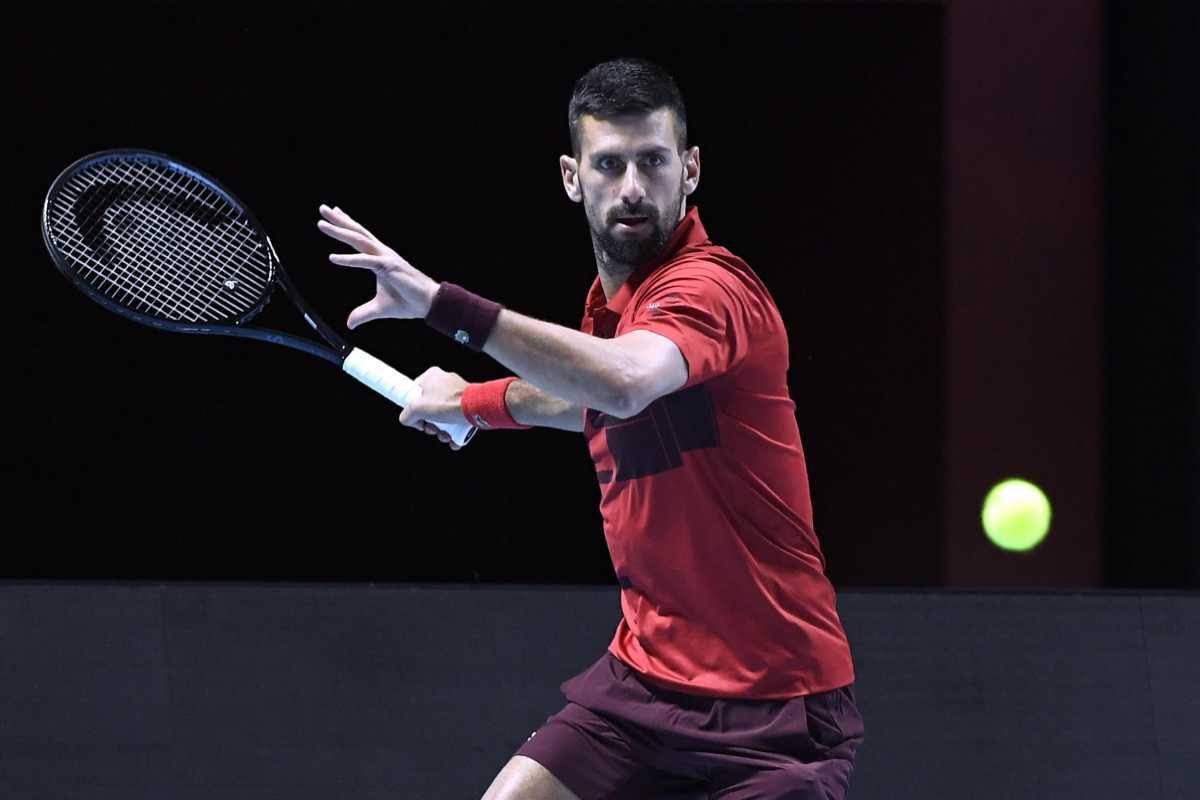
[569,109,696,269]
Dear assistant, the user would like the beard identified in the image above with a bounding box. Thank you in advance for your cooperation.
[582,170,687,271]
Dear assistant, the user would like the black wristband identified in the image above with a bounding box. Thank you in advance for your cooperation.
[425,282,503,352]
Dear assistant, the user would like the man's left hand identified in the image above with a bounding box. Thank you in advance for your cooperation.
[317,204,440,329]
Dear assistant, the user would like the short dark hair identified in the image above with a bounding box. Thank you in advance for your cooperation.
[567,57,688,158]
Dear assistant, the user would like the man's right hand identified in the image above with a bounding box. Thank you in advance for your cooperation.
[398,366,471,450]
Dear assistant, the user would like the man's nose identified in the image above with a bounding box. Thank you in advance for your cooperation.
[619,163,646,205]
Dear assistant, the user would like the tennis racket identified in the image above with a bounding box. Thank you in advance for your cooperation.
[41,148,476,447]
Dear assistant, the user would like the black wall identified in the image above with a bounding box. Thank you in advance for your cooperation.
[1,583,1196,798]
[9,1,1197,588]
[12,1,945,585]
[1102,0,1200,589]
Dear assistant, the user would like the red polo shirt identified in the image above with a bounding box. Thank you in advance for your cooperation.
[581,205,855,699]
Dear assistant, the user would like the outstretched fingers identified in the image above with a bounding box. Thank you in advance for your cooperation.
[328,252,385,270]
[319,204,375,238]
[318,219,376,251]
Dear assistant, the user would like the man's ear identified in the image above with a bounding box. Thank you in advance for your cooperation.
[682,146,700,197]
[560,154,583,203]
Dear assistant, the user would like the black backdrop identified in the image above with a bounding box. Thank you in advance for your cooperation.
[13,1,945,584]
[1102,1,1199,589]
[9,0,1196,587]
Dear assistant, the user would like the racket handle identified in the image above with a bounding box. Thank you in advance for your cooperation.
[342,348,476,447]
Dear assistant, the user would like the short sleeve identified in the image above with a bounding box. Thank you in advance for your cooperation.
[623,262,758,387]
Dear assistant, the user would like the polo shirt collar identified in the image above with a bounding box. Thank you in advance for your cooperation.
[585,205,709,317]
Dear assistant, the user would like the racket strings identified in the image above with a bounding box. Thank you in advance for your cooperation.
[79,158,268,317]
[47,155,273,323]
[52,167,257,322]
[91,165,255,318]
[72,158,268,319]
[104,158,270,313]
[52,171,222,318]
[60,180,219,320]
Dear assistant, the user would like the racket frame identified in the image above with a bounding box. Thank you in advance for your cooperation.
[41,148,476,445]
[42,148,351,366]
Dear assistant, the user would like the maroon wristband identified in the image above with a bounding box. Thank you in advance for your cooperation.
[461,377,532,430]
[425,282,502,352]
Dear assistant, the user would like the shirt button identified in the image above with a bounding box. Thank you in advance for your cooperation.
[454,330,471,345]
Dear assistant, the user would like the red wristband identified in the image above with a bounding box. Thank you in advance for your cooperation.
[461,377,532,430]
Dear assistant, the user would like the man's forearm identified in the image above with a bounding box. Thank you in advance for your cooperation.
[505,379,585,432]
[482,309,638,417]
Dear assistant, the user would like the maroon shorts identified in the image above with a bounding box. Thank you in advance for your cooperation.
[515,651,865,800]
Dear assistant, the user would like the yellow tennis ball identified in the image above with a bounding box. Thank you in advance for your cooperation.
[981,479,1052,551]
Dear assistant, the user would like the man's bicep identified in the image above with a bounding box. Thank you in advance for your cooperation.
[622,268,750,392]
[613,329,688,414]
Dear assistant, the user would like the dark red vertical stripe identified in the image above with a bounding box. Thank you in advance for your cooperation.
[945,1,1102,585]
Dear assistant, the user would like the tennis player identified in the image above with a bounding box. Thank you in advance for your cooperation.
[318,57,864,800]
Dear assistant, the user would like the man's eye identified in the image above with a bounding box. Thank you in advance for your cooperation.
[644,155,665,167]
[599,159,620,170]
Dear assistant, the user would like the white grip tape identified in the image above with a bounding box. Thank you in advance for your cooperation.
[342,348,475,447]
